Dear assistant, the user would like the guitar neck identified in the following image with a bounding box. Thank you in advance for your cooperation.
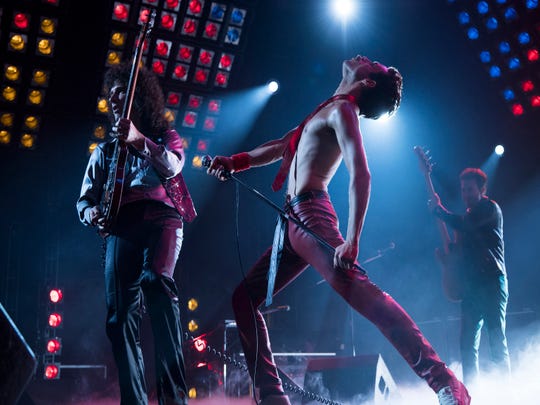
[423,172,452,252]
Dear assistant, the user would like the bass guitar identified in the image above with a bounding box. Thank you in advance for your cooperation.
[100,10,156,233]
[414,146,463,302]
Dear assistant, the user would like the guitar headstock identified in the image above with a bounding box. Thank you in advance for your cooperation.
[413,145,433,175]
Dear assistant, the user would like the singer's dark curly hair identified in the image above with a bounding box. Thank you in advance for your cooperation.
[359,67,403,120]
[103,62,170,139]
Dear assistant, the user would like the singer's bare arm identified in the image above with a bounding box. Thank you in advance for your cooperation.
[206,128,296,178]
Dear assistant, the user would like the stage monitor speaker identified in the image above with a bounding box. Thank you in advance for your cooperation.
[0,302,37,405]
[302,354,397,404]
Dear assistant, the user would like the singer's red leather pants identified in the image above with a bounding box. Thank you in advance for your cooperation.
[232,190,457,400]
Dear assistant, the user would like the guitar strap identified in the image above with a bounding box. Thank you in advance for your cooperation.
[102,134,197,223]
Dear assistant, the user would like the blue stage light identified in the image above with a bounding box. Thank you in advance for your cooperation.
[518,32,530,45]
[480,51,491,63]
[496,0,507,3]
[489,66,501,78]
[458,11,470,25]
[526,0,538,9]
[502,88,515,100]
[477,1,489,14]
[486,17,498,30]
[468,27,480,39]
[508,57,520,70]
[499,41,511,54]
[504,7,518,21]
[210,4,226,21]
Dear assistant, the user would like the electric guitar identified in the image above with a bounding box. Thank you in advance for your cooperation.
[100,10,156,233]
[414,146,463,302]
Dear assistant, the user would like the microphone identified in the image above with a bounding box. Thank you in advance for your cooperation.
[201,155,232,179]
[201,155,212,168]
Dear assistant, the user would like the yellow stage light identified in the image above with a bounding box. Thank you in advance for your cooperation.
[88,142,99,155]
[9,33,27,52]
[164,109,176,123]
[97,97,109,114]
[20,133,36,149]
[188,388,197,399]
[5,65,21,82]
[110,32,126,47]
[187,298,198,311]
[188,319,199,332]
[23,115,40,130]
[32,69,49,86]
[40,18,56,35]
[0,130,11,145]
[93,125,107,139]
[37,38,54,56]
[107,50,122,65]
[2,86,17,102]
[191,155,203,168]
[0,113,15,127]
[28,89,44,105]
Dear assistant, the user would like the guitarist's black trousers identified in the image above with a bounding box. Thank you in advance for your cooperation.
[104,200,188,405]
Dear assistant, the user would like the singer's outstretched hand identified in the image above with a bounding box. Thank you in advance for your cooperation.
[205,155,234,181]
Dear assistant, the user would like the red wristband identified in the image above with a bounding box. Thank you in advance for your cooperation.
[231,152,251,172]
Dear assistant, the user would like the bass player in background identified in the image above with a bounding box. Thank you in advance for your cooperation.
[428,168,511,385]
[76,62,195,404]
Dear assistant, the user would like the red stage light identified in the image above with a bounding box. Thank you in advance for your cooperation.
[48,313,62,328]
[161,13,176,30]
[155,41,170,57]
[208,99,220,113]
[49,288,63,303]
[522,80,534,92]
[139,8,151,24]
[219,54,233,70]
[178,46,193,61]
[173,64,188,80]
[199,50,213,66]
[44,364,59,379]
[189,0,203,16]
[194,69,208,84]
[197,139,208,151]
[532,95,540,107]
[165,0,180,10]
[152,59,166,75]
[215,72,228,87]
[46,338,61,354]
[183,19,198,36]
[188,95,202,109]
[183,112,197,127]
[167,92,181,106]
[511,103,524,116]
[204,23,219,39]
[527,49,539,62]
[203,117,216,131]
[194,338,207,352]
[14,13,30,30]
[113,3,130,22]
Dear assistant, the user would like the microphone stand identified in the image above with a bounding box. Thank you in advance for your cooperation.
[202,156,366,275]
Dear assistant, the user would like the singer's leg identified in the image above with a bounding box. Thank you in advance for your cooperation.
[232,240,308,400]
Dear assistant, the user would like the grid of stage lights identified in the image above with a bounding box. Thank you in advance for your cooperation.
[0,0,60,149]
[43,287,63,380]
[91,0,252,167]
[448,0,540,116]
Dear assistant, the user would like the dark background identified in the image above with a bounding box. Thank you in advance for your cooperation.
[1,0,539,403]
